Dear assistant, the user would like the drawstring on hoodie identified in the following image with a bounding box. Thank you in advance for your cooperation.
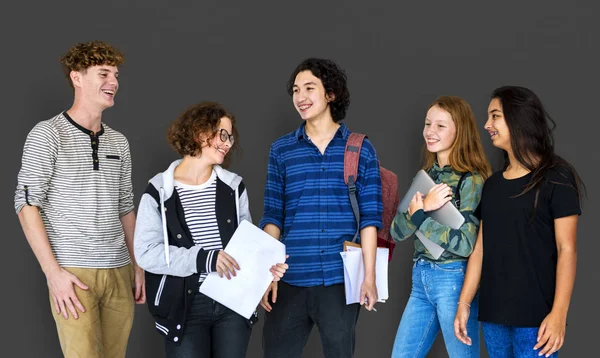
[153,161,242,268]
[235,186,240,225]
[160,187,170,267]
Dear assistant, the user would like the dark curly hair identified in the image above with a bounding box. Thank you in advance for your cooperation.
[286,58,350,122]
[59,41,125,89]
[167,102,240,168]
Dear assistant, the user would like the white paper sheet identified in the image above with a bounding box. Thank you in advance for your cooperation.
[199,220,286,319]
[340,246,389,305]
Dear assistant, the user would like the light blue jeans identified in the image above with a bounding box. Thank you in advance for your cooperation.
[482,322,558,358]
[391,259,480,358]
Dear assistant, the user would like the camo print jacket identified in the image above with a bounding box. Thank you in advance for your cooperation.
[391,163,484,262]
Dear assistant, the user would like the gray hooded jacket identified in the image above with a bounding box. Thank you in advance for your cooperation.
[133,159,251,343]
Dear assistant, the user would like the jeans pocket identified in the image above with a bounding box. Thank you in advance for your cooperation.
[435,261,466,274]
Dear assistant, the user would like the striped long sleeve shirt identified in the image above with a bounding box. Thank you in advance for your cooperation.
[14,112,134,268]
[259,123,383,287]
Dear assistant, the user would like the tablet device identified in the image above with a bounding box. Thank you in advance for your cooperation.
[415,231,445,260]
[398,170,465,260]
[398,170,465,230]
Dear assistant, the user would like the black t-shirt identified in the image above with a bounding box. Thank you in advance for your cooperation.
[476,166,581,327]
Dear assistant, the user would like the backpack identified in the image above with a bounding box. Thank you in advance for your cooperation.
[344,133,400,261]
[453,172,469,209]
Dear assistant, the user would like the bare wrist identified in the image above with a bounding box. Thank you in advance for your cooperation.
[550,306,569,317]
[422,201,430,212]
[43,264,61,278]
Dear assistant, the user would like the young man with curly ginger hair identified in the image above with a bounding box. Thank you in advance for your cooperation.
[14,41,145,358]
[259,58,383,357]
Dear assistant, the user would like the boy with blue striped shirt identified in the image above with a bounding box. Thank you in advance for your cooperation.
[259,58,383,358]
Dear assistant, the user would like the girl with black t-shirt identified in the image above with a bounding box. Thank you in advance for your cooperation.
[454,86,584,358]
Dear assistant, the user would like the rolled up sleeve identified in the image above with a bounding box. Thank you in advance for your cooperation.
[356,139,383,230]
[14,122,59,214]
[259,145,285,230]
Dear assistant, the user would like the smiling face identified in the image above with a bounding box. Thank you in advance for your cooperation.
[423,105,457,163]
[72,65,119,111]
[484,98,511,151]
[201,116,233,165]
[291,70,333,122]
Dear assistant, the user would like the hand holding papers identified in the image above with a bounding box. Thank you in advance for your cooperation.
[199,220,286,319]
[340,244,389,306]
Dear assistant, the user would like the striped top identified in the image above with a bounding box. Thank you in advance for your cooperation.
[390,163,484,262]
[259,123,383,287]
[174,170,221,284]
[14,112,134,268]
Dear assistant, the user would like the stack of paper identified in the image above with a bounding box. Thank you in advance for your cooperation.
[200,220,286,319]
[340,246,389,305]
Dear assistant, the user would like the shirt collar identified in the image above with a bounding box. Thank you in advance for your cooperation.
[431,161,457,174]
[295,122,349,142]
[63,111,105,137]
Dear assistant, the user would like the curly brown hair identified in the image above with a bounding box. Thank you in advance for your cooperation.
[59,41,125,89]
[167,102,240,168]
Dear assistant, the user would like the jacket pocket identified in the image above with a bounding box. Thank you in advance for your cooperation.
[145,272,171,318]
[145,271,185,319]
[154,275,167,306]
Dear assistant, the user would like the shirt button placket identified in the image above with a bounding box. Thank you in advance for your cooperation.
[320,160,327,266]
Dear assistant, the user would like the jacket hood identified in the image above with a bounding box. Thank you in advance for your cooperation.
[145,159,243,268]
[148,159,243,201]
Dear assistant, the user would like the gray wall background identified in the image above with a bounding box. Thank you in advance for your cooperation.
[1,0,598,357]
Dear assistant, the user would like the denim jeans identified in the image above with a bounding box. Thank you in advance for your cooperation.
[482,322,558,358]
[262,281,361,358]
[391,260,480,358]
[164,293,252,358]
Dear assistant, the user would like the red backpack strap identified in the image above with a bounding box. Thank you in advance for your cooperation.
[344,133,366,186]
[344,133,366,243]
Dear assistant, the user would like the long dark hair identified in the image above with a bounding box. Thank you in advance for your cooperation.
[492,86,585,215]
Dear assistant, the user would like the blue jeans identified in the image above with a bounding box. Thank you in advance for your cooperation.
[391,260,480,358]
[482,322,558,358]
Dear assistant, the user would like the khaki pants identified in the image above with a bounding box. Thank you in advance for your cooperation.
[49,264,135,358]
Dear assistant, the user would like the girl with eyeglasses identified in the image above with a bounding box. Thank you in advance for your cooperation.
[133,101,288,357]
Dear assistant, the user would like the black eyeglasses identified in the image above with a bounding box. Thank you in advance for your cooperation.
[217,128,235,145]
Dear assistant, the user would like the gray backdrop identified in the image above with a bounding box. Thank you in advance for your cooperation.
[2,0,598,357]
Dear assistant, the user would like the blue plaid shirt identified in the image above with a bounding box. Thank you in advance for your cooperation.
[259,123,383,287]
